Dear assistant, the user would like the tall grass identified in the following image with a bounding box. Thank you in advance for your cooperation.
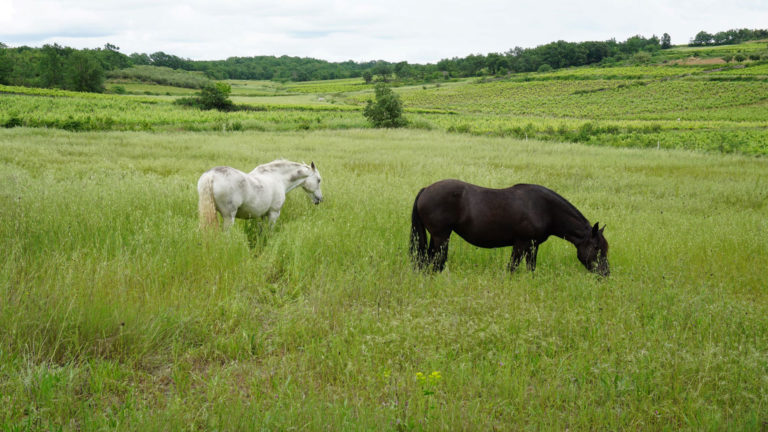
[1,128,766,430]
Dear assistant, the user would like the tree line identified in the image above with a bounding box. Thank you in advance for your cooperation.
[0,43,129,91]
[2,28,766,92]
[127,34,672,81]
[689,28,768,47]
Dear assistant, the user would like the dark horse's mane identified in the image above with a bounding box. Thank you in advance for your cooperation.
[526,184,590,227]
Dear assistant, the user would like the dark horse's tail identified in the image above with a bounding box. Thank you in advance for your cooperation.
[410,188,428,269]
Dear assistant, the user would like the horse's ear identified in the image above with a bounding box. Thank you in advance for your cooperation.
[599,224,606,235]
[311,161,316,170]
[592,222,600,237]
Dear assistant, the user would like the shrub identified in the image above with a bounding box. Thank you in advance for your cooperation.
[174,82,234,111]
[199,82,234,111]
[3,116,22,128]
[363,83,407,128]
[632,51,652,64]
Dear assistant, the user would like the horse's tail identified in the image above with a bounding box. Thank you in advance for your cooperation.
[410,188,428,269]
[197,173,219,230]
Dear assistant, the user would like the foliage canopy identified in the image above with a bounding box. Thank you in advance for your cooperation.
[363,83,407,128]
[174,82,234,111]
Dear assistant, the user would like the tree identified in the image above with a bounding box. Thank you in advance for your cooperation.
[175,82,234,111]
[691,31,714,46]
[394,61,411,79]
[96,43,131,70]
[362,70,373,84]
[485,53,508,75]
[129,52,151,65]
[363,82,406,128]
[372,62,391,82]
[661,33,672,49]
[64,51,104,92]
[149,51,191,70]
[198,82,233,110]
[0,49,11,85]
[39,43,66,88]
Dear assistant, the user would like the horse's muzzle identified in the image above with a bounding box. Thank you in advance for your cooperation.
[596,262,610,277]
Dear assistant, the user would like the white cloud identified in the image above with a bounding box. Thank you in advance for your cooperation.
[1,0,767,63]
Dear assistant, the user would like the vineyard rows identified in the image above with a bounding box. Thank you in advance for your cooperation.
[2,60,767,155]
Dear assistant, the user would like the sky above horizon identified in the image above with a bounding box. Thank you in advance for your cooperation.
[1,0,767,64]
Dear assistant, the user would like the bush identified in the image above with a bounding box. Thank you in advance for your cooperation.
[174,82,234,111]
[632,51,652,64]
[3,116,22,128]
[199,82,233,110]
[363,83,407,128]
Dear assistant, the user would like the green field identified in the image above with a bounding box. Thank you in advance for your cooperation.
[1,42,768,430]
[1,127,767,430]
[3,53,768,155]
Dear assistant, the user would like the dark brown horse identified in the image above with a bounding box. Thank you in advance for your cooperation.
[410,180,609,276]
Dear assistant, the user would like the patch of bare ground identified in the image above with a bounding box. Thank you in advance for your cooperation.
[671,57,727,65]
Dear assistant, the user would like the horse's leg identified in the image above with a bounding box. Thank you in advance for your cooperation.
[267,209,281,228]
[508,245,525,273]
[429,233,450,272]
[525,241,539,272]
[222,212,236,231]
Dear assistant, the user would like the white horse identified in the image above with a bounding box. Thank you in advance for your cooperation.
[197,159,323,230]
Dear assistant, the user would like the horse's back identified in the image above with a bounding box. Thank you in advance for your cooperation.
[416,180,511,243]
[199,166,273,218]
[199,166,246,198]
[415,180,572,247]
[417,179,473,222]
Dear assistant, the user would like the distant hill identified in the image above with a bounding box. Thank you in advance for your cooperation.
[1,28,766,91]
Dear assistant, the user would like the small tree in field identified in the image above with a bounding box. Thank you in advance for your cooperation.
[175,82,234,111]
[661,33,672,49]
[363,83,407,128]
[199,82,233,110]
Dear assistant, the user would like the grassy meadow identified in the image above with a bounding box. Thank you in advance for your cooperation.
[1,126,767,430]
[1,40,768,429]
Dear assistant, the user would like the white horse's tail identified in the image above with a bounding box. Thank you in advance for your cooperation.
[197,173,219,230]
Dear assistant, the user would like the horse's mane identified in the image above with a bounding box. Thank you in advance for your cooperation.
[254,159,307,173]
[533,185,590,226]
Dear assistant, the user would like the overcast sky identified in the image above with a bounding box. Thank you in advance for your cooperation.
[2,0,767,64]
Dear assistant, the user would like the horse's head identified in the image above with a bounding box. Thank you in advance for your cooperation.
[577,222,610,276]
[301,161,323,205]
